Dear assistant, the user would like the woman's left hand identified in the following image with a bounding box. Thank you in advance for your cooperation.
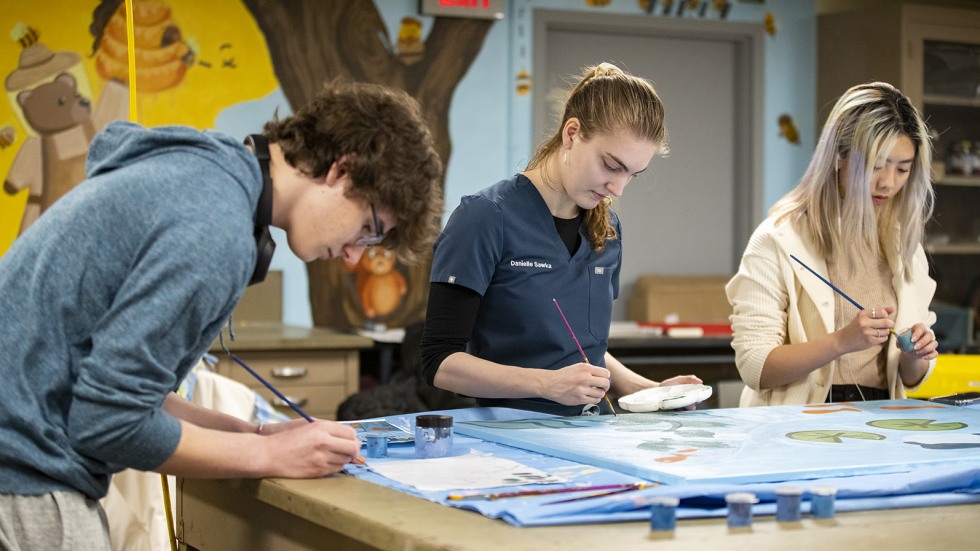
[657,374,705,410]
[658,374,703,387]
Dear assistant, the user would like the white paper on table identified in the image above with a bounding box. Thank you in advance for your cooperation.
[367,452,567,492]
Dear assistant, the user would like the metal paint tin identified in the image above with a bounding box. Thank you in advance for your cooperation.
[414,414,453,459]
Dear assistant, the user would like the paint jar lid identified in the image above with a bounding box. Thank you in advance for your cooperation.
[809,485,838,496]
[648,496,680,507]
[416,414,453,428]
[725,492,759,504]
[776,486,804,496]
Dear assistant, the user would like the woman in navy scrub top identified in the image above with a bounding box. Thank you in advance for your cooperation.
[420,63,702,416]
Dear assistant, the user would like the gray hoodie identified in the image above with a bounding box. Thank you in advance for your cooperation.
[0,121,262,499]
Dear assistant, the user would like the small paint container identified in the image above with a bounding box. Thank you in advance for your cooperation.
[775,486,803,522]
[414,414,453,459]
[365,434,388,458]
[649,496,680,532]
[809,486,837,519]
[896,330,916,353]
[725,492,758,528]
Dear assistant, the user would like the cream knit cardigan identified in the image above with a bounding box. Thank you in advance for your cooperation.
[726,215,936,407]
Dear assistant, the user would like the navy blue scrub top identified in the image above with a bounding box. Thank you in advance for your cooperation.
[430,174,621,416]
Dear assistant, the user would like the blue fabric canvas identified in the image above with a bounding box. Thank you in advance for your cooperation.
[454,400,980,484]
[345,404,980,527]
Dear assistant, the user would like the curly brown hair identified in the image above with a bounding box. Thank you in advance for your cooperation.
[262,81,443,263]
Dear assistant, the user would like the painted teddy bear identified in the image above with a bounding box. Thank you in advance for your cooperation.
[3,73,126,234]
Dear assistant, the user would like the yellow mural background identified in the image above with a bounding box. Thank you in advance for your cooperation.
[0,0,279,257]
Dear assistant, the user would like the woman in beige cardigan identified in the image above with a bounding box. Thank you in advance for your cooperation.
[727,82,938,407]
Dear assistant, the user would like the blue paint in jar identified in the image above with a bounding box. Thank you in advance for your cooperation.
[896,330,915,353]
[775,486,803,522]
[649,496,680,531]
[725,492,758,528]
[366,434,388,458]
[810,486,837,519]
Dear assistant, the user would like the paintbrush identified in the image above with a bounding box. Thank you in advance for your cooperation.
[447,482,647,501]
[789,254,914,351]
[227,350,367,465]
[552,298,618,416]
[543,482,657,505]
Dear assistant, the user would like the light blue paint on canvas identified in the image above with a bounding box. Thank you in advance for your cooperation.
[455,400,980,485]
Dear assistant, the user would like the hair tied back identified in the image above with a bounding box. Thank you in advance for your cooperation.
[593,62,623,79]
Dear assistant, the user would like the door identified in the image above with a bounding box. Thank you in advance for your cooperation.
[533,9,764,320]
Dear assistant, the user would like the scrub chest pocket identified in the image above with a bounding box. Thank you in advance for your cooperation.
[588,265,614,341]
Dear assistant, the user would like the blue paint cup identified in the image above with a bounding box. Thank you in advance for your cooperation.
[775,486,803,522]
[810,486,837,519]
[366,434,388,458]
[725,492,758,528]
[649,496,680,532]
[896,330,915,353]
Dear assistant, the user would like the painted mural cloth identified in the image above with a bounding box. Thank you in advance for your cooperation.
[455,399,980,484]
[344,403,980,527]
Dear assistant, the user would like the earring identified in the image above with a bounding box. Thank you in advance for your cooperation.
[562,150,569,165]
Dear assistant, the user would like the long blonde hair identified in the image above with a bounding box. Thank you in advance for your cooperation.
[526,63,667,251]
[770,82,933,280]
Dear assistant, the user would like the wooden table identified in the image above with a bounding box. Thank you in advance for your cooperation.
[176,475,980,551]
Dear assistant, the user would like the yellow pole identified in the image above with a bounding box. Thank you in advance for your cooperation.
[160,475,178,551]
[124,0,138,122]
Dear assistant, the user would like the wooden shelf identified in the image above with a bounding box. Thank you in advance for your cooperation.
[935,175,980,187]
[932,174,980,187]
[926,242,980,255]
[924,94,980,108]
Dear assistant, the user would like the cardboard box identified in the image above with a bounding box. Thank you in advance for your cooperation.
[626,274,732,324]
[232,270,283,323]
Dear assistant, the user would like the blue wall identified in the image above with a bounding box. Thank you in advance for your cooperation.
[248,0,817,328]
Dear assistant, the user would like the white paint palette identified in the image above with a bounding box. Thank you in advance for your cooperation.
[618,384,714,412]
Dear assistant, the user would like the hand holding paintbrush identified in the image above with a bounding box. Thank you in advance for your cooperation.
[790,255,935,357]
[552,299,618,415]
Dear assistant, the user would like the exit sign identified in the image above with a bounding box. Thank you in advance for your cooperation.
[419,0,505,20]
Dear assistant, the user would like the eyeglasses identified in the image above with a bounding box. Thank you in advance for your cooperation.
[353,203,385,247]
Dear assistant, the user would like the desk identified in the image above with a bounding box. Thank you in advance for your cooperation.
[209,323,373,420]
[176,475,980,551]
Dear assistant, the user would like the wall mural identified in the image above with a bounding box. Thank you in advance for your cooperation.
[1,0,494,332]
[1,0,278,251]
[3,24,128,235]
[240,0,494,331]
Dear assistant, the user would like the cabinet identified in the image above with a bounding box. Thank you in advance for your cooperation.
[819,3,980,346]
[209,323,373,420]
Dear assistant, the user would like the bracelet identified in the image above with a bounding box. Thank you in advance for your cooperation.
[256,423,264,435]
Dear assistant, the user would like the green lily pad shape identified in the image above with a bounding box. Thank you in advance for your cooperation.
[867,419,968,431]
[787,430,886,443]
